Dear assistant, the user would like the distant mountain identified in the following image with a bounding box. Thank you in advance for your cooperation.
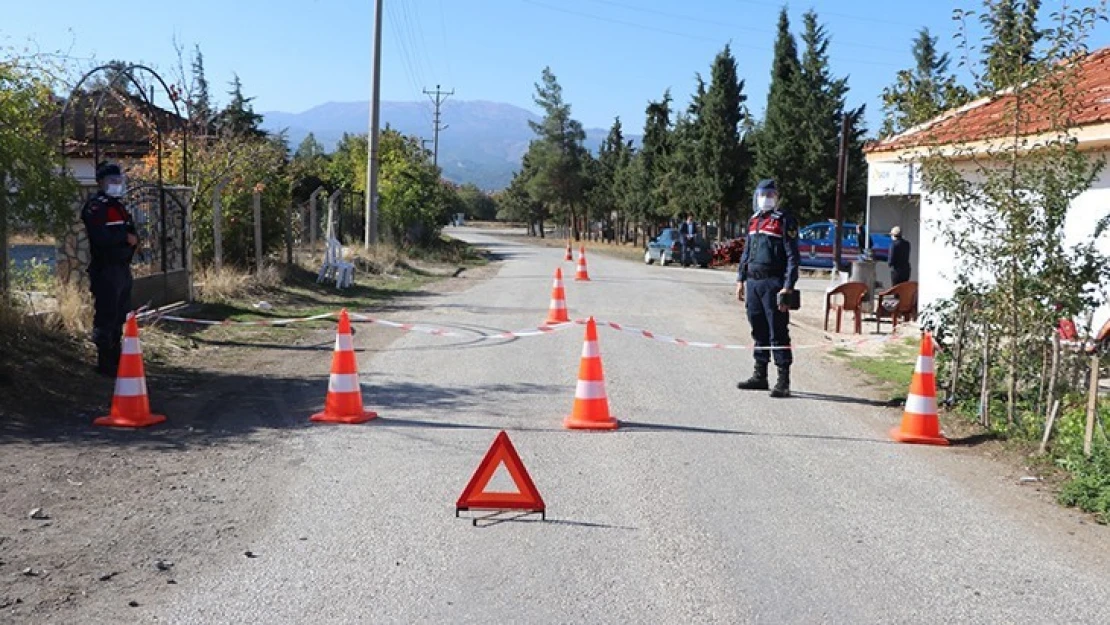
[260,100,636,191]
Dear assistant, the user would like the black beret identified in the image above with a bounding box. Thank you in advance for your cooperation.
[95,162,122,180]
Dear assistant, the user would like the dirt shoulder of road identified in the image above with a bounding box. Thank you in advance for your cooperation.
[0,250,498,623]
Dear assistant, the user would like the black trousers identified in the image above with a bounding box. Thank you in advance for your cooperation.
[892,266,911,285]
[746,276,792,367]
[89,264,132,351]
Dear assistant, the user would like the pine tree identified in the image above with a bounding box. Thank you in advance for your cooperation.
[527,67,588,238]
[778,10,845,224]
[754,8,806,215]
[665,89,706,221]
[983,0,1042,92]
[594,117,626,238]
[215,75,265,138]
[700,45,750,239]
[880,28,971,137]
[640,90,673,222]
[190,45,212,129]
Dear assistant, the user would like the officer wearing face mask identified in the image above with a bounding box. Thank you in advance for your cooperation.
[81,163,139,376]
[735,179,800,398]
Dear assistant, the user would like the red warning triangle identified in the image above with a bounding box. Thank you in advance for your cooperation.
[456,431,545,513]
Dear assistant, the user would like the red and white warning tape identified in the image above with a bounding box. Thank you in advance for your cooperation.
[585,318,896,351]
[136,308,895,351]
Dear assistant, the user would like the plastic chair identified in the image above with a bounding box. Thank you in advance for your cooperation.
[875,281,918,333]
[824,281,869,334]
[316,238,355,288]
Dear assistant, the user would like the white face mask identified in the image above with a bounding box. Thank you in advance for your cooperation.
[106,183,126,198]
[757,195,777,212]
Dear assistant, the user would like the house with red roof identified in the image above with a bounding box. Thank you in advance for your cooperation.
[864,46,1110,331]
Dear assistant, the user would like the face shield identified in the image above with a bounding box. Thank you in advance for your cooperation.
[101,175,126,198]
[752,188,778,213]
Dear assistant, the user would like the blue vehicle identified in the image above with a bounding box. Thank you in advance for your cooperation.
[644,228,711,268]
[797,221,891,270]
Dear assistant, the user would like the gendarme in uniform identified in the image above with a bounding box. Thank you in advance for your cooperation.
[80,163,138,376]
[736,179,800,398]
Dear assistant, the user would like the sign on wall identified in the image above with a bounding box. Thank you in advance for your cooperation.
[868,161,923,197]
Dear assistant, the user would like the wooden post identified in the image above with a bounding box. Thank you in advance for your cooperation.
[253,186,263,273]
[309,190,320,257]
[185,198,195,301]
[1045,334,1061,424]
[1084,352,1100,458]
[946,303,969,405]
[285,203,294,266]
[1039,399,1060,455]
[979,323,992,429]
[326,191,340,243]
[212,183,225,271]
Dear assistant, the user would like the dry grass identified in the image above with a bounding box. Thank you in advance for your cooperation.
[194,264,284,304]
[346,243,404,276]
[54,279,93,336]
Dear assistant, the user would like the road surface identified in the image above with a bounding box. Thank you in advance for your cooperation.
[154,228,1110,624]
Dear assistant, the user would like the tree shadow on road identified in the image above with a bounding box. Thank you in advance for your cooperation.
[619,420,895,446]
[0,373,565,450]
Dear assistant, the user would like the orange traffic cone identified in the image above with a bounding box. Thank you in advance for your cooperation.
[311,309,378,424]
[94,314,165,428]
[575,246,591,282]
[565,317,618,430]
[546,267,570,325]
[890,332,948,445]
[564,240,573,262]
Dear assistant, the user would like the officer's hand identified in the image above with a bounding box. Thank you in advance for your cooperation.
[736,282,745,302]
[127,233,138,247]
[778,288,792,313]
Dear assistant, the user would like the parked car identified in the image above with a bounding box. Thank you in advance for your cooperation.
[797,221,891,270]
[644,228,711,268]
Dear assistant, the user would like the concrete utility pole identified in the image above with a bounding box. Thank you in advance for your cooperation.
[365,0,383,248]
[423,84,454,167]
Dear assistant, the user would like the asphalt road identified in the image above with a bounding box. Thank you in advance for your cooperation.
[156,228,1110,624]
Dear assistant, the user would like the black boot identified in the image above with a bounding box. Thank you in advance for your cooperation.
[737,362,770,390]
[770,366,791,398]
[94,346,115,377]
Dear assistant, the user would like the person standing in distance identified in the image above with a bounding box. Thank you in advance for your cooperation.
[81,162,139,376]
[735,179,800,398]
[888,226,911,286]
[679,214,697,266]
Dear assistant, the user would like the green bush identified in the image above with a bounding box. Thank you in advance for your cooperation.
[1057,447,1110,523]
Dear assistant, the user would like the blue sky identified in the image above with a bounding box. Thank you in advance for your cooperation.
[6,0,1110,135]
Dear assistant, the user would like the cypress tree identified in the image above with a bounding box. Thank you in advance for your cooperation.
[754,8,806,215]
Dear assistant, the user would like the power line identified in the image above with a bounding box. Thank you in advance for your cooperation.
[585,0,909,54]
[399,0,438,88]
[523,0,902,68]
[437,0,455,83]
[385,1,434,125]
[421,86,452,168]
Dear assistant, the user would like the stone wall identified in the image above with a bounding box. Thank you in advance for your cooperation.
[57,185,193,300]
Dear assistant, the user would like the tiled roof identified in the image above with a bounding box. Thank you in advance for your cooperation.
[44,89,185,158]
[867,46,1110,154]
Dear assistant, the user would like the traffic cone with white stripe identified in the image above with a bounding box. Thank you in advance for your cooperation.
[890,332,948,445]
[545,267,570,324]
[94,314,165,428]
[564,240,573,262]
[575,246,591,282]
[565,317,618,430]
[311,309,378,424]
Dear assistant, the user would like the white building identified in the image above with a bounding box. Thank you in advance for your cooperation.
[864,47,1110,333]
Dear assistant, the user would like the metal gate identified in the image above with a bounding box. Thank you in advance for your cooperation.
[127,184,193,308]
